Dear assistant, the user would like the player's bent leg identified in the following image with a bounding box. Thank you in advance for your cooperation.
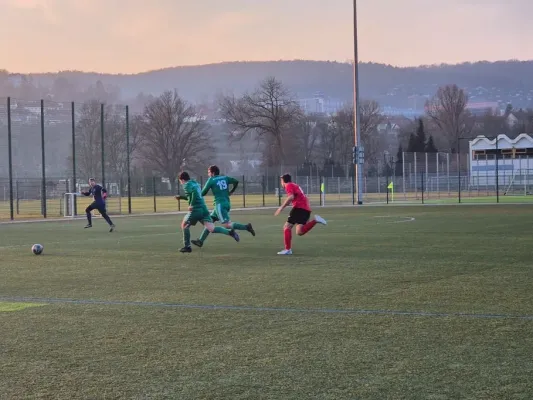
[192,229,208,248]
[180,217,192,253]
[204,221,240,242]
[231,221,255,236]
[194,210,218,247]
[298,214,326,236]
[84,203,96,228]
[98,206,115,231]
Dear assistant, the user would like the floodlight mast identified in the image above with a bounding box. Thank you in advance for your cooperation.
[353,0,363,205]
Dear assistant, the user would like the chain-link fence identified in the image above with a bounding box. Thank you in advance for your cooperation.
[2,96,532,220]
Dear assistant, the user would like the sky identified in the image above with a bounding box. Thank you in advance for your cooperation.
[0,0,532,74]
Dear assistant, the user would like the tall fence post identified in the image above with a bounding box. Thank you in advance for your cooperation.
[242,175,246,208]
[126,105,132,214]
[40,99,47,218]
[386,174,389,204]
[7,97,14,220]
[458,140,461,203]
[16,179,19,215]
[319,176,323,206]
[402,151,406,200]
[421,172,424,204]
[100,103,105,187]
[277,177,281,206]
[71,101,77,216]
[153,176,157,213]
[262,175,265,207]
[352,171,355,205]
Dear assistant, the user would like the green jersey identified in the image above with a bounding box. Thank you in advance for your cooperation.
[202,175,238,205]
[182,180,208,210]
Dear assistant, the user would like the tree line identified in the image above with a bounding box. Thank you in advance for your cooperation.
[21,77,533,187]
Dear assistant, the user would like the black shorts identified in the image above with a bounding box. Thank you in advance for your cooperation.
[86,201,106,214]
[287,207,311,225]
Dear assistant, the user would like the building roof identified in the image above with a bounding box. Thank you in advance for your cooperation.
[469,133,533,150]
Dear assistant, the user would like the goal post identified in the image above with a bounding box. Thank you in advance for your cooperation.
[63,193,78,217]
[503,169,533,196]
[62,192,121,217]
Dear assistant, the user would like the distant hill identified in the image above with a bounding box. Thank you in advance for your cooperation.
[6,60,533,108]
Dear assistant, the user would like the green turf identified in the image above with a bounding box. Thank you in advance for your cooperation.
[1,206,533,399]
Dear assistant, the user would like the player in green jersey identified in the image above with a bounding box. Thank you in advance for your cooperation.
[175,171,239,253]
[191,165,255,248]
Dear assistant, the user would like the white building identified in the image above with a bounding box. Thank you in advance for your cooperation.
[469,134,533,191]
[297,92,344,115]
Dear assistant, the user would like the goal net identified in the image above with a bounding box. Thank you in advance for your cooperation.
[503,169,533,196]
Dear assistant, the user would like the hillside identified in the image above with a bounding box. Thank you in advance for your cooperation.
[4,60,533,108]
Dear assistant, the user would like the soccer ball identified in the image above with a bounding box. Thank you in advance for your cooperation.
[32,244,43,255]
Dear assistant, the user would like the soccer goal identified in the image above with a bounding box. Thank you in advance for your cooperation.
[62,193,122,217]
[503,169,533,196]
[63,193,78,217]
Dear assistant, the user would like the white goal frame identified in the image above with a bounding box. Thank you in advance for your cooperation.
[63,193,78,217]
[63,192,121,217]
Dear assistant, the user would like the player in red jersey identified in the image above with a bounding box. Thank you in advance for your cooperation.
[274,173,327,255]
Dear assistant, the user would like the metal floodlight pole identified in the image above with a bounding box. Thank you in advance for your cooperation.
[496,135,500,203]
[126,105,132,214]
[40,99,47,218]
[353,0,363,205]
[100,103,105,187]
[7,97,14,220]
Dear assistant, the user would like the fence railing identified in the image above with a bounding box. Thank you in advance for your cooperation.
[2,169,533,220]
[2,95,533,220]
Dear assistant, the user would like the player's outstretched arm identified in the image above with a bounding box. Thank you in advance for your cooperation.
[175,195,188,201]
[274,194,294,216]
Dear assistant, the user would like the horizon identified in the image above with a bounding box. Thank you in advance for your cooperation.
[1,0,532,74]
[3,58,533,76]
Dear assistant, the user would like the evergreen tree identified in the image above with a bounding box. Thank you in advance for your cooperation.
[395,145,404,176]
[415,119,427,152]
[407,133,417,152]
[425,135,438,152]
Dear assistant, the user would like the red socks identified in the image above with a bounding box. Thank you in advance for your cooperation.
[284,227,292,250]
[300,219,317,235]
[284,220,317,249]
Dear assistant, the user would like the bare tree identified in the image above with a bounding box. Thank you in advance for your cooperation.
[74,101,139,184]
[137,90,212,191]
[323,108,353,166]
[426,84,473,151]
[75,101,102,180]
[323,101,385,168]
[218,77,302,165]
[104,106,142,182]
[292,114,325,164]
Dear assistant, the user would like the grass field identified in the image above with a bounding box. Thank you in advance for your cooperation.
[2,191,533,220]
[1,205,533,399]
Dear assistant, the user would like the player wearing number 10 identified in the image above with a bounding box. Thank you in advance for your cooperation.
[192,165,255,248]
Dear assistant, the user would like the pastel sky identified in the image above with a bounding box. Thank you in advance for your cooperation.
[0,0,531,74]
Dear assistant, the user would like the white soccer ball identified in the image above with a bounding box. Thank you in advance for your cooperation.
[32,244,43,255]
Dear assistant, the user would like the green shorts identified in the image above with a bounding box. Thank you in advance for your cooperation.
[210,202,231,224]
[183,208,212,226]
